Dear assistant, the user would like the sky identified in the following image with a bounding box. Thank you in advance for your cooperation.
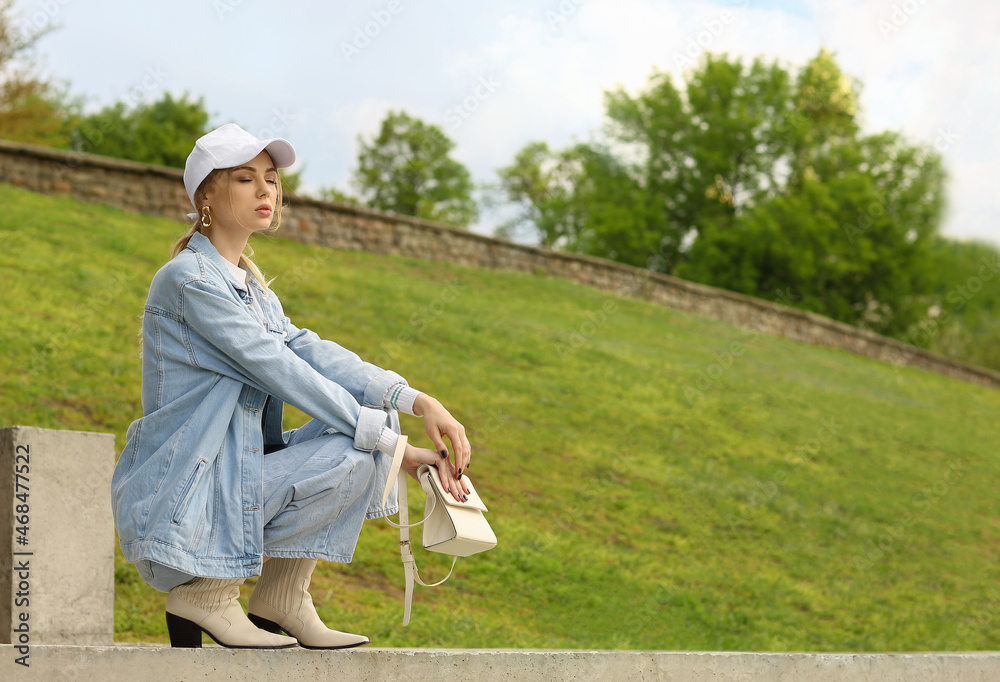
[19,0,1000,247]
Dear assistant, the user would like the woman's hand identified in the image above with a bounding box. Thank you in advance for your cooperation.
[412,394,471,497]
[402,444,467,503]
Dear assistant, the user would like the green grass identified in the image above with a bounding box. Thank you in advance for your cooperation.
[2,182,1000,651]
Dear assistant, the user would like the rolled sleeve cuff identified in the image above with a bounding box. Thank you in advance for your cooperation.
[362,370,408,410]
[376,427,399,457]
[385,385,422,416]
[354,406,388,452]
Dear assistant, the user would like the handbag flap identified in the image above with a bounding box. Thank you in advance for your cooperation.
[420,465,488,512]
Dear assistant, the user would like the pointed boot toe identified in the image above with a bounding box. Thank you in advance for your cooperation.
[248,558,370,650]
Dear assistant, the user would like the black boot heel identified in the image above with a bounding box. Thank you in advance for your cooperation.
[166,611,204,648]
[247,613,286,636]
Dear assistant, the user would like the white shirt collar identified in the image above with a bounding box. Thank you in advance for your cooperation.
[222,258,248,285]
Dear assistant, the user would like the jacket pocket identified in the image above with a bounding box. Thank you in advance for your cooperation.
[171,459,207,525]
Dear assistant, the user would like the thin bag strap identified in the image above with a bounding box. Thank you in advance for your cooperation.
[381,435,438,528]
[382,479,436,529]
[381,437,416,625]
[382,437,458,625]
[380,434,407,510]
[398,465,416,625]
[413,555,457,587]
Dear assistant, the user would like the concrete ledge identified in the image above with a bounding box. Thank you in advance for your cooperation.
[2,645,1000,681]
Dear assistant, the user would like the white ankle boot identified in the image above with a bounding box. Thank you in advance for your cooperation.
[248,558,370,649]
[166,577,298,649]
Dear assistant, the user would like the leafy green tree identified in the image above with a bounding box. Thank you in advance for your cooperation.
[922,237,1000,371]
[496,141,584,247]
[562,144,650,263]
[499,54,796,270]
[0,77,77,146]
[277,166,302,195]
[0,0,77,146]
[601,53,794,271]
[353,110,477,227]
[678,163,940,335]
[786,48,860,187]
[72,93,210,168]
[317,185,361,206]
[677,52,945,336]
[496,141,648,261]
[499,50,947,336]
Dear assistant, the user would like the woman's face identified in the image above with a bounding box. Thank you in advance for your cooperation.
[204,150,279,233]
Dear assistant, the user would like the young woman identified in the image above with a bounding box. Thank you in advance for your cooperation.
[111,123,471,649]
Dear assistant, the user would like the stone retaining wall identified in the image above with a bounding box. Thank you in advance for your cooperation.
[2,138,997,390]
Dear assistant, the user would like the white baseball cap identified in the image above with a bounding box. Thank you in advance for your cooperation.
[183,123,296,209]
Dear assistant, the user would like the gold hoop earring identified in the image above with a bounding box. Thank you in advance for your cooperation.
[201,206,212,228]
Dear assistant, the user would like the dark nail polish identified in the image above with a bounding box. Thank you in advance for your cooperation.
[440,450,448,458]
[457,469,463,479]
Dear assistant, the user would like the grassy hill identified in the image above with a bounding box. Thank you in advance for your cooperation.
[2,183,999,651]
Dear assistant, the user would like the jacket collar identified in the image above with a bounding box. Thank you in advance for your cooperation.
[187,232,263,292]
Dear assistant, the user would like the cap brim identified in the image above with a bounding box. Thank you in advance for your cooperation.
[218,138,296,171]
[263,139,296,169]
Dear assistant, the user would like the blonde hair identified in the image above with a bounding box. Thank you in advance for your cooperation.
[171,166,286,292]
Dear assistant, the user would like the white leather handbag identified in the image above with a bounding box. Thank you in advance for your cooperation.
[381,436,497,625]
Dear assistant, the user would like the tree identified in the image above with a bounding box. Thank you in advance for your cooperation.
[601,53,794,271]
[496,141,584,247]
[499,54,796,271]
[352,110,478,227]
[72,93,210,168]
[677,164,940,335]
[496,141,648,261]
[317,185,360,206]
[785,48,860,188]
[0,0,77,146]
[676,52,945,336]
[497,50,947,336]
[277,166,302,195]
[922,237,1000,371]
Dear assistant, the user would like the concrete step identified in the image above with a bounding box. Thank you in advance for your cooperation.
[2,645,1000,681]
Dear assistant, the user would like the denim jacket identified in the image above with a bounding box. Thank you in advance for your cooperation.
[112,232,404,578]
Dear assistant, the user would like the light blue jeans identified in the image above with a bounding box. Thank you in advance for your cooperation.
[137,415,398,592]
